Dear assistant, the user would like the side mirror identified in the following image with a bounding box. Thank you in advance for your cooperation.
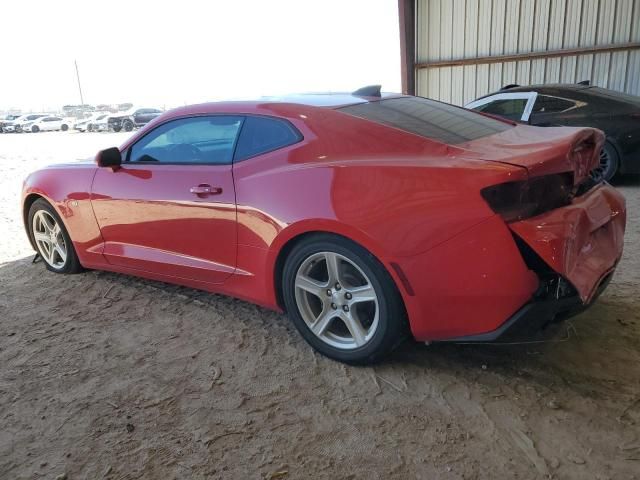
[95,147,122,168]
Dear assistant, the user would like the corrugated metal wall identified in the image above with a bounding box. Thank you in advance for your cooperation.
[415,0,640,104]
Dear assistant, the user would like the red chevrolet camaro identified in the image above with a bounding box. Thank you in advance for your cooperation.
[22,87,626,363]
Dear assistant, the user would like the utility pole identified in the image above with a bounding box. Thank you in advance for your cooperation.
[74,60,85,106]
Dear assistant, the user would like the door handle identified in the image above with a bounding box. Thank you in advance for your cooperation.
[190,184,222,195]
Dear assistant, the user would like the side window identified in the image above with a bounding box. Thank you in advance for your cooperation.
[473,98,528,121]
[532,95,576,114]
[234,116,302,161]
[128,116,243,164]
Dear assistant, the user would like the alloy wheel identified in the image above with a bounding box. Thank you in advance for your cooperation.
[32,210,67,269]
[590,147,612,183]
[294,251,379,350]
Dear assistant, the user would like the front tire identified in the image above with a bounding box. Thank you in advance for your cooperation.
[31,125,39,133]
[61,124,68,131]
[282,234,407,364]
[28,199,83,274]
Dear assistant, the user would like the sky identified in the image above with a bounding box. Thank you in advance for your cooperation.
[1,0,401,113]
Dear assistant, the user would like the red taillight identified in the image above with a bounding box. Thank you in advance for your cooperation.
[481,173,573,222]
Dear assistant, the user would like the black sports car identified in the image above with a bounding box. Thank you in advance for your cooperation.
[466,82,640,181]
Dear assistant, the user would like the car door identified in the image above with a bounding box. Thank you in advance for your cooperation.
[134,109,154,125]
[37,117,50,131]
[132,109,145,125]
[48,117,62,131]
[465,92,537,122]
[91,115,244,284]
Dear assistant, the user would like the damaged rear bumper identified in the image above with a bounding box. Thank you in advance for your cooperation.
[441,272,614,342]
[509,182,626,302]
[439,182,625,343]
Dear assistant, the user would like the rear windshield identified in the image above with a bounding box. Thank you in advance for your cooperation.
[340,96,512,144]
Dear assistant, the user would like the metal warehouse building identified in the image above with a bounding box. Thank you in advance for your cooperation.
[398,0,640,104]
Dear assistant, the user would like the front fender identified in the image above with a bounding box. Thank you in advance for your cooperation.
[22,165,104,266]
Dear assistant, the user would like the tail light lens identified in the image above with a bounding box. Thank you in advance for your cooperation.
[481,173,574,222]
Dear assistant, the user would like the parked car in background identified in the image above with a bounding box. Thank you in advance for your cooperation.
[23,116,70,133]
[108,107,163,132]
[4,114,47,133]
[89,113,110,132]
[74,113,110,132]
[21,88,626,364]
[73,114,95,132]
[0,114,21,133]
[465,82,640,181]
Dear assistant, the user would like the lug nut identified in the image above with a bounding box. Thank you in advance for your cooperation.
[331,303,337,310]
[345,292,352,300]
[326,289,332,296]
[342,305,350,312]
[335,283,341,291]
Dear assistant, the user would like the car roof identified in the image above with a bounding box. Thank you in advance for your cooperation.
[502,83,592,93]
[254,91,404,107]
[160,91,406,121]
[474,83,640,107]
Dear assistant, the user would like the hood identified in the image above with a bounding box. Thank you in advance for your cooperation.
[44,158,96,168]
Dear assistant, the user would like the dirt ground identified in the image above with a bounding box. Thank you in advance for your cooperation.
[0,132,639,480]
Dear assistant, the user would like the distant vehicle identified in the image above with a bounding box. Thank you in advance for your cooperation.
[4,114,47,133]
[0,114,21,133]
[465,82,640,182]
[74,113,109,132]
[73,115,93,132]
[89,113,111,132]
[108,107,163,132]
[23,116,71,133]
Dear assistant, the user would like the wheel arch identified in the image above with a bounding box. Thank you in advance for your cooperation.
[22,191,75,250]
[23,193,46,249]
[271,226,411,316]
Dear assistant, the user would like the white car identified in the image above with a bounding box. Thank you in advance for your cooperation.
[90,113,111,132]
[74,113,105,132]
[23,116,71,133]
[6,114,47,132]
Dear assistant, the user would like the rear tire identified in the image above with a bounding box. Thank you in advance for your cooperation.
[61,124,68,131]
[282,234,408,364]
[123,119,134,132]
[591,142,620,182]
[28,199,83,274]
[32,125,39,133]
